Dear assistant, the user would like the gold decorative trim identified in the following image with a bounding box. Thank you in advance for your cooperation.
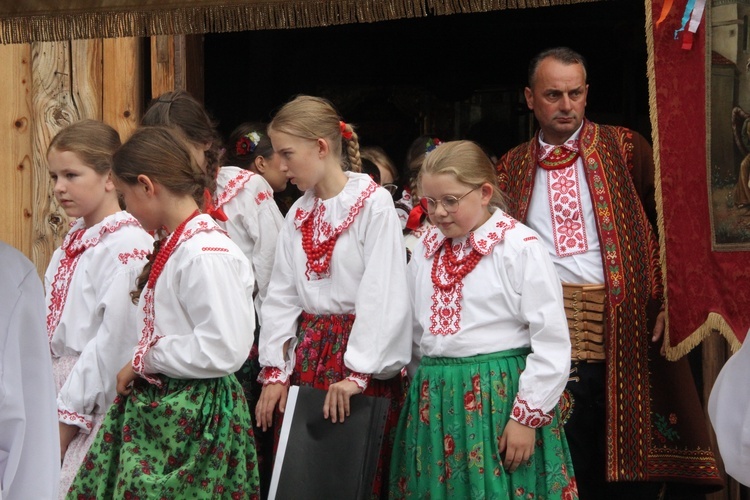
[0,0,603,44]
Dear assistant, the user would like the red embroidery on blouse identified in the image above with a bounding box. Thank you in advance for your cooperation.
[511,396,554,428]
[346,372,371,392]
[132,223,217,386]
[201,246,229,252]
[257,366,289,386]
[426,216,517,336]
[47,215,142,342]
[58,409,93,430]
[118,248,151,265]
[546,165,588,257]
[255,190,274,206]
[294,180,378,279]
[216,168,254,210]
[429,240,478,336]
[523,236,538,242]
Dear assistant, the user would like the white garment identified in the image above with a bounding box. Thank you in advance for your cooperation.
[259,172,411,381]
[708,333,750,486]
[0,242,60,499]
[403,219,432,257]
[216,167,284,315]
[526,126,605,284]
[136,214,255,379]
[46,211,153,431]
[408,209,571,416]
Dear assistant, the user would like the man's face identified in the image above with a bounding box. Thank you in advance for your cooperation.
[524,57,588,145]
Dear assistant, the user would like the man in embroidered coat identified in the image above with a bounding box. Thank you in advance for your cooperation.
[496,47,722,499]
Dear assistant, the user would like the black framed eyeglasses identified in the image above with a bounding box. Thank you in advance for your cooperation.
[420,187,479,214]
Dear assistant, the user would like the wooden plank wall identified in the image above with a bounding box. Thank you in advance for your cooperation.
[0,44,33,257]
[0,38,143,276]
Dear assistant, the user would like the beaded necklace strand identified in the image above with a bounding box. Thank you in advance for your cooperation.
[300,213,340,276]
[147,209,200,289]
[431,239,483,290]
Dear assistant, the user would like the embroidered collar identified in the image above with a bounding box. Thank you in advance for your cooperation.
[62,211,143,256]
[216,166,255,210]
[422,209,519,258]
[292,172,378,230]
[161,213,226,251]
[537,121,583,162]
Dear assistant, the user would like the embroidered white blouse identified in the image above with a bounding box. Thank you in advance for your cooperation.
[408,209,571,427]
[1,243,60,500]
[258,172,411,385]
[46,211,153,432]
[216,166,284,315]
[133,214,255,381]
[526,125,605,284]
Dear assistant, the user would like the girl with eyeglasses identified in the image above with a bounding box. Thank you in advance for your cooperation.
[389,140,578,499]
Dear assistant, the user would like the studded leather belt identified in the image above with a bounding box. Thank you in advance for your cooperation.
[562,282,606,362]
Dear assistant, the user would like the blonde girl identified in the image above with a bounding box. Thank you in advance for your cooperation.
[45,119,153,498]
[255,95,411,498]
[389,141,577,499]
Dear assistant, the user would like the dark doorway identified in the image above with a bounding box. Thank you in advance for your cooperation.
[204,0,648,175]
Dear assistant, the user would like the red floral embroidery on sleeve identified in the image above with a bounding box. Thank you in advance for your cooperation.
[257,366,289,386]
[511,396,554,428]
[58,409,93,432]
[345,372,371,392]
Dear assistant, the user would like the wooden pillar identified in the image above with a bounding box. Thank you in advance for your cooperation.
[0,44,33,257]
[103,37,143,141]
[150,34,204,102]
[30,41,78,275]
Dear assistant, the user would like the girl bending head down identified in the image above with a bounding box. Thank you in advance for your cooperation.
[68,124,261,497]
[417,140,507,240]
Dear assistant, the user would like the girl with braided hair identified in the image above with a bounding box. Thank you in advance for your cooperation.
[256,95,411,498]
[67,126,260,498]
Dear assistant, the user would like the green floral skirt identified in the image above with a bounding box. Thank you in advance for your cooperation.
[66,375,260,499]
[389,349,578,500]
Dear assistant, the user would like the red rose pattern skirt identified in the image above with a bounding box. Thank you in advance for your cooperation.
[389,349,578,500]
[66,375,260,499]
[290,312,406,500]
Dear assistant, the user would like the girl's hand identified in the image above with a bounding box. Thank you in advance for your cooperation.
[323,379,362,423]
[59,422,79,463]
[498,419,536,473]
[256,383,288,432]
[116,362,139,396]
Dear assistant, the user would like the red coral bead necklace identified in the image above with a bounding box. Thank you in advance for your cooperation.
[431,239,483,290]
[148,209,200,288]
[300,214,339,275]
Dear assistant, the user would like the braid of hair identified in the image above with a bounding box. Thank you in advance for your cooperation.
[131,238,164,304]
[342,124,362,173]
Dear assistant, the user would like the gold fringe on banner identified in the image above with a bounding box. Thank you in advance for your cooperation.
[0,0,606,45]
[427,0,602,16]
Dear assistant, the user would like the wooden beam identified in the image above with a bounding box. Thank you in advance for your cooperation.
[103,37,143,141]
[175,34,204,102]
[30,41,76,276]
[151,35,175,100]
[71,39,103,120]
[0,44,33,258]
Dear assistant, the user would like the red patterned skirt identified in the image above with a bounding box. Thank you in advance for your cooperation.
[290,311,406,500]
